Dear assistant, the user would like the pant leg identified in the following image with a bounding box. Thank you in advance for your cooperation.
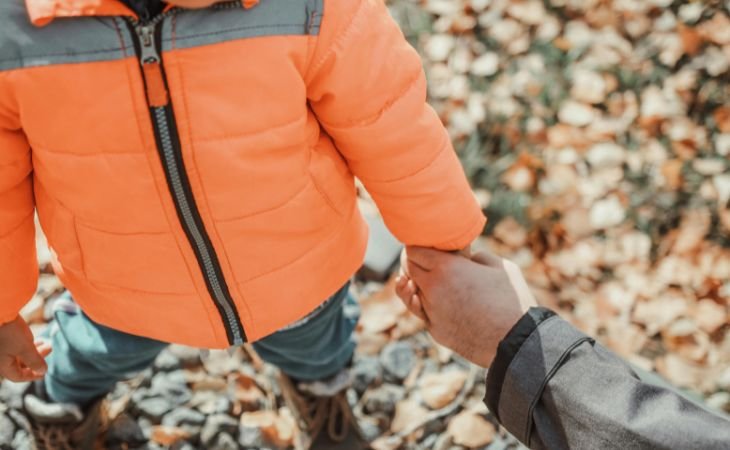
[253,282,359,382]
[44,294,168,405]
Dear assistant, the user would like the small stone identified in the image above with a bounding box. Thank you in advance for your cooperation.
[168,345,202,367]
[154,350,181,372]
[678,3,703,23]
[106,414,146,446]
[470,52,499,77]
[425,34,455,62]
[487,436,509,450]
[162,408,205,428]
[238,422,267,448]
[590,196,626,230]
[358,421,382,443]
[6,410,31,434]
[0,414,16,446]
[380,342,416,381]
[364,385,406,416]
[201,414,239,447]
[202,350,242,375]
[717,368,730,391]
[352,356,383,394]
[12,429,33,450]
[169,442,196,450]
[706,392,730,413]
[137,417,154,438]
[571,69,608,104]
[148,372,192,408]
[0,381,29,410]
[586,143,626,168]
[208,432,238,450]
[558,101,595,127]
[135,398,174,422]
[151,370,187,390]
[191,392,233,415]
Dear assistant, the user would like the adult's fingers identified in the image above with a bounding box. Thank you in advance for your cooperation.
[0,358,38,382]
[18,346,48,375]
[395,275,415,301]
[471,250,503,268]
[405,246,453,272]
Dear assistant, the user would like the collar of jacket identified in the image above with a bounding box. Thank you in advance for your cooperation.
[25,0,260,27]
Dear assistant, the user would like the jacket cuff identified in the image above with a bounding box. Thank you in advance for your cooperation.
[485,308,593,443]
[485,307,555,421]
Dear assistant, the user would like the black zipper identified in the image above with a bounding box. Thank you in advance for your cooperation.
[125,12,246,345]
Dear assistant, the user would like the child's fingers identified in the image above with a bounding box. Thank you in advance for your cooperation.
[35,341,53,358]
[395,277,428,321]
[396,277,417,301]
[408,294,429,323]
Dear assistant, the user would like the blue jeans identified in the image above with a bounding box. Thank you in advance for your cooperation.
[44,283,358,405]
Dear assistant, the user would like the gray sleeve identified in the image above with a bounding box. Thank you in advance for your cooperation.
[491,315,730,450]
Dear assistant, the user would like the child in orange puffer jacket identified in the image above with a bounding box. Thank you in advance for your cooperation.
[0,0,485,447]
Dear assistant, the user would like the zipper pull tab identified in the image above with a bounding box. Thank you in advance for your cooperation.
[136,24,169,107]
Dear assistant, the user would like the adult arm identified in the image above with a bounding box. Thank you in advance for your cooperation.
[487,308,730,450]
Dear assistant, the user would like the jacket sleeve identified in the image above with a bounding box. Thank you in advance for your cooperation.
[486,308,730,450]
[305,0,486,250]
[0,74,38,325]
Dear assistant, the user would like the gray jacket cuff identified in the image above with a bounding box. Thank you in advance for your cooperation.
[492,315,593,444]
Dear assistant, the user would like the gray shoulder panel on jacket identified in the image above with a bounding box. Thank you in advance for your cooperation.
[0,0,324,72]
[163,0,323,51]
[0,2,131,72]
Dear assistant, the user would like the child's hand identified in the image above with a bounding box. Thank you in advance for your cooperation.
[0,316,51,382]
[396,247,537,368]
[397,245,473,322]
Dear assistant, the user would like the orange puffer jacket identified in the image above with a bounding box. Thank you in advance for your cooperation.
[0,0,485,347]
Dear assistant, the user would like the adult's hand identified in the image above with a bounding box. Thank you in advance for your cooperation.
[0,316,51,382]
[396,247,537,367]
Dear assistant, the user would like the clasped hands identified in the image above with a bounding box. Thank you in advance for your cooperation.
[396,247,537,368]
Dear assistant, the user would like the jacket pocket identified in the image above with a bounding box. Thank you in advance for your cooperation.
[75,223,196,295]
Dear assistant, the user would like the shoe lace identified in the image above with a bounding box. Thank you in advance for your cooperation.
[33,423,76,450]
[280,374,356,444]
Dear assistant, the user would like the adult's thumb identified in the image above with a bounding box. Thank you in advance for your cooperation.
[19,344,48,374]
[471,250,502,268]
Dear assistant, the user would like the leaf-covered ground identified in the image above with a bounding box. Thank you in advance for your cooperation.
[1,1,729,449]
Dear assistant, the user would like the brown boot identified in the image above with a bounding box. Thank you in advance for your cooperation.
[279,371,369,450]
[23,382,107,450]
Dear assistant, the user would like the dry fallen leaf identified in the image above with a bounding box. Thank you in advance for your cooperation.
[693,299,728,334]
[150,426,190,446]
[419,371,468,409]
[391,399,430,434]
[589,196,626,230]
[240,409,297,448]
[493,217,529,248]
[447,411,496,448]
[231,373,266,411]
[359,280,408,335]
[558,101,596,127]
